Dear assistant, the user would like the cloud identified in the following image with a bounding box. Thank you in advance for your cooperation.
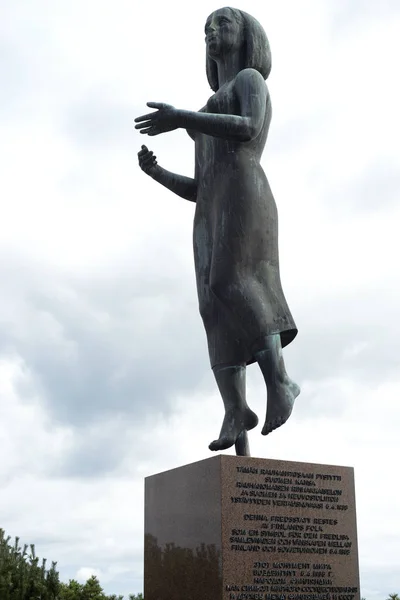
[324,160,400,214]
[0,253,208,428]
[76,567,102,582]
[0,358,73,482]
[63,90,135,149]
[329,0,400,33]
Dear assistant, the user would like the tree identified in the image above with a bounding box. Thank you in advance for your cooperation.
[1,528,143,600]
[59,579,84,600]
[81,575,106,600]
[0,529,60,600]
[59,576,139,600]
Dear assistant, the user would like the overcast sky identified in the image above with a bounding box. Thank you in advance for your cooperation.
[1,0,400,597]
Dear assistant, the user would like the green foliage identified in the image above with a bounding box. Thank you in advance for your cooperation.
[81,575,105,600]
[58,575,136,600]
[57,577,141,600]
[59,578,84,600]
[0,529,143,599]
[0,528,60,599]
[59,574,118,600]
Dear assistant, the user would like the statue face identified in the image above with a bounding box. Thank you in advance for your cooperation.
[205,8,243,58]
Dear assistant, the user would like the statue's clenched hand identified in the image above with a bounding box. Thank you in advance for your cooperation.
[136,144,197,201]
[135,102,180,136]
[138,145,158,176]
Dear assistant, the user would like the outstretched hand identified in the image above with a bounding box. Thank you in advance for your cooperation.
[135,102,181,136]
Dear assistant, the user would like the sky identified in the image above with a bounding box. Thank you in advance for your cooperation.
[1,0,400,597]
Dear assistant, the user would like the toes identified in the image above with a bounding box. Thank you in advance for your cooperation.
[261,415,287,436]
[209,437,234,451]
[210,410,258,451]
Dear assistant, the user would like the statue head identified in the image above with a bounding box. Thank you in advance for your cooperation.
[205,7,272,92]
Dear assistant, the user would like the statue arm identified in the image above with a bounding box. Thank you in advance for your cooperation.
[187,106,207,140]
[179,70,267,142]
[150,165,197,202]
[135,71,266,141]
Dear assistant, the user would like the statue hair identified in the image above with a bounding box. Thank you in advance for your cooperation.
[206,7,272,92]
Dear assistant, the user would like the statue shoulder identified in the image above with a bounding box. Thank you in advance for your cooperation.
[235,68,268,94]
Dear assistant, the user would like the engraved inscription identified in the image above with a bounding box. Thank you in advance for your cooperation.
[224,463,359,600]
[231,467,348,512]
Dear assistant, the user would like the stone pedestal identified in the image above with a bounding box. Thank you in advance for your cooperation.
[144,456,360,600]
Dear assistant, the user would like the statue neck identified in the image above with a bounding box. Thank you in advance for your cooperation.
[216,50,244,87]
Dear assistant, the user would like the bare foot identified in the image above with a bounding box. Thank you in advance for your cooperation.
[261,378,300,435]
[209,407,258,451]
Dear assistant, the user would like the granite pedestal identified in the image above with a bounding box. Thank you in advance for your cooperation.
[144,456,360,600]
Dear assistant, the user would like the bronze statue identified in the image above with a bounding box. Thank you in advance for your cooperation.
[135,7,299,456]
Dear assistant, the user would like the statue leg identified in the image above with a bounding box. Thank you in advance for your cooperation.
[207,260,299,436]
[209,364,258,452]
[253,334,300,435]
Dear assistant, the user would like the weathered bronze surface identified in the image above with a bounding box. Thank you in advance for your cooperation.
[136,8,300,455]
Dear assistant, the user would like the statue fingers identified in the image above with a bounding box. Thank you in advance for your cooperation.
[135,112,158,124]
[138,145,150,157]
[146,101,171,110]
[138,146,154,157]
[138,126,154,135]
[135,120,153,130]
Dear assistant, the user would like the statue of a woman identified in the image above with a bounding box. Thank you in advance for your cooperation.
[135,7,299,456]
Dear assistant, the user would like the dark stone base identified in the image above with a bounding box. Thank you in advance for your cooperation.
[144,456,360,600]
